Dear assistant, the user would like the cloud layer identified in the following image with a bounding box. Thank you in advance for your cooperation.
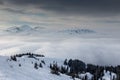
[1,0,120,16]
[0,36,120,66]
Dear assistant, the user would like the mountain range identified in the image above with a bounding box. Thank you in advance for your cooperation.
[3,25,96,36]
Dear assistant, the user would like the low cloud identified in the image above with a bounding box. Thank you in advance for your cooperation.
[0,36,120,66]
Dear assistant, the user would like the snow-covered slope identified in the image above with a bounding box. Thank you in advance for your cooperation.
[0,54,117,80]
[0,55,76,80]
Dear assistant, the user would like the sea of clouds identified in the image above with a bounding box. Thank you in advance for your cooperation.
[0,35,120,66]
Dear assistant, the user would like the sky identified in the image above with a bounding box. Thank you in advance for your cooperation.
[0,0,120,30]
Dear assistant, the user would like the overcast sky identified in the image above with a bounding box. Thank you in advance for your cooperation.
[0,0,120,30]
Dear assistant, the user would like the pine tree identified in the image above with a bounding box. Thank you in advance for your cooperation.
[19,64,21,67]
[10,56,17,61]
[50,62,60,75]
[41,60,45,65]
[39,63,43,68]
[34,62,38,69]
[64,59,68,65]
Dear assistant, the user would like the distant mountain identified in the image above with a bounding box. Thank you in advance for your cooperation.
[34,26,45,31]
[3,25,47,36]
[3,25,96,36]
[5,25,34,33]
[59,29,96,35]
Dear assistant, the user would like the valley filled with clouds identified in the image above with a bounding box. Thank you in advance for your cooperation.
[0,25,120,66]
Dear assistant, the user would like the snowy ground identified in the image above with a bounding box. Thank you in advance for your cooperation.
[0,55,117,80]
[0,55,76,80]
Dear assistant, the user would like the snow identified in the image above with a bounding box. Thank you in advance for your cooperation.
[101,70,117,80]
[0,55,117,80]
[5,25,33,33]
[2,25,46,36]
[79,72,93,80]
[59,28,95,35]
[0,56,76,80]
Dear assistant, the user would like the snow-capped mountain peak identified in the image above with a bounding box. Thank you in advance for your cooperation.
[18,25,33,31]
[5,25,33,33]
[60,28,96,34]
